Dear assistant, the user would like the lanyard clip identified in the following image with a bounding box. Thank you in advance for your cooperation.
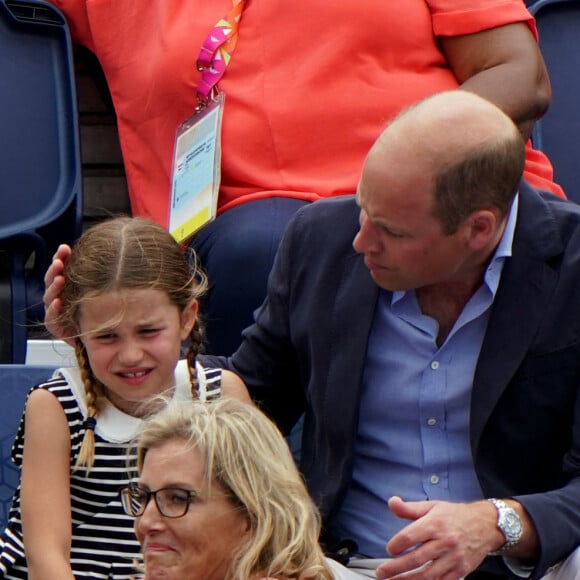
[195,86,221,113]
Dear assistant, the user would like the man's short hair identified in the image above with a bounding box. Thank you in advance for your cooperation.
[432,131,526,234]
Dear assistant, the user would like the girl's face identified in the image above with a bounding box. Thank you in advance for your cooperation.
[78,288,197,415]
[136,439,251,580]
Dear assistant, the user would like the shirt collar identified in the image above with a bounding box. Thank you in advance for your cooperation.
[482,192,518,294]
[493,192,518,261]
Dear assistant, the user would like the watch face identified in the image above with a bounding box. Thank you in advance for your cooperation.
[502,510,523,540]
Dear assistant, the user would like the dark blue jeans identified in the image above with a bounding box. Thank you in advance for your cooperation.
[189,197,309,355]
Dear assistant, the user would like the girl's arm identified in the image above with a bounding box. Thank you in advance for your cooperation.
[20,388,76,580]
[221,370,252,403]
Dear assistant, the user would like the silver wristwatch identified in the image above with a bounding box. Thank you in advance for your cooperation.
[488,498,523,555]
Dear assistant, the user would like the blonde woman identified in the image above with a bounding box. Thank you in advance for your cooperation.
[123,397,364,579]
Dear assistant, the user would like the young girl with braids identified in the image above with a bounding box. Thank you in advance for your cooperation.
[0,217,249,579]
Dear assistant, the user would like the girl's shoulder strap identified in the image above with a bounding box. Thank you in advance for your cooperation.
[198,363,222,401]
[174,359,222,402]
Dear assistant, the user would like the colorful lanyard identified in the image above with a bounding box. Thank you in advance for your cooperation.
[196,0,245,103]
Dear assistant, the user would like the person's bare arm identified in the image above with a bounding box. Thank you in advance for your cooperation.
[440,22,551,141]
[21,389,76,580]
[221,370,252,403]
[43,244,74,344]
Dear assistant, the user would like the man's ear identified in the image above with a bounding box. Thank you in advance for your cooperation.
[180,299,199,340]
[465,209,501,251]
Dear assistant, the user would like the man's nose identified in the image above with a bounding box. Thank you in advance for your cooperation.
[353,214,379,254]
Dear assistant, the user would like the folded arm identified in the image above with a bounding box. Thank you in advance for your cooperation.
[441,22,551,141]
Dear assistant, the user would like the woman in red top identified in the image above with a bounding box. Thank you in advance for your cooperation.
[47,0,559,354]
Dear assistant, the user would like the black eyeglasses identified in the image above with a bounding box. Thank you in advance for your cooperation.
[120,485,198,519]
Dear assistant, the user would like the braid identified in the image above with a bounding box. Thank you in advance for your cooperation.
[74,340,103,472]
[186,318,204,399]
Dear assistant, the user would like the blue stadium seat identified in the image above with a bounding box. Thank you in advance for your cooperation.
[529,0,580,202]
[0,365,57,530]
[0,0,82,363]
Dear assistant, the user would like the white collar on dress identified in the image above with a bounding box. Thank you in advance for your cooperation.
[59,360,206,443]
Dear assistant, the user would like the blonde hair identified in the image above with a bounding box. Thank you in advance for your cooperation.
[135,398,332,580]
[58,217,207,470]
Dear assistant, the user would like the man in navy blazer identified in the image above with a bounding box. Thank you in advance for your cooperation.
[223,92,580,579]
[43,91,579,579]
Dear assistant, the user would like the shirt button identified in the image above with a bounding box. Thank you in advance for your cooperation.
[430,361,440,370]
[427,417,437,426]
[430,474,440,485]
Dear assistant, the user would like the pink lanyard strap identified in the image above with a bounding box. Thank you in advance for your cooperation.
[196,0,245,103]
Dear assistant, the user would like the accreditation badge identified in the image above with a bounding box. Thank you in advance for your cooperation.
[168,93,224,244]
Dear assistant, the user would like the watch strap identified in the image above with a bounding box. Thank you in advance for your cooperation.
[488,498,523,556]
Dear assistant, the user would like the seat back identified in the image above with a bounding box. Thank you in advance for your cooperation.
[0,365,58,530]
[529,0,580,202]
[0,0,82,363]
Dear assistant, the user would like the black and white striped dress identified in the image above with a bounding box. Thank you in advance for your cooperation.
[0,360,221,579]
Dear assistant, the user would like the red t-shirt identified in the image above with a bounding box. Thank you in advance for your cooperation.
[51,0,564,227]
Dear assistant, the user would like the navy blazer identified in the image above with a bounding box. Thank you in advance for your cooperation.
[207,181,580,578]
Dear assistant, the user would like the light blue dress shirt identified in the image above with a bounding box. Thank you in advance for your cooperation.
[329,196,519,557]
